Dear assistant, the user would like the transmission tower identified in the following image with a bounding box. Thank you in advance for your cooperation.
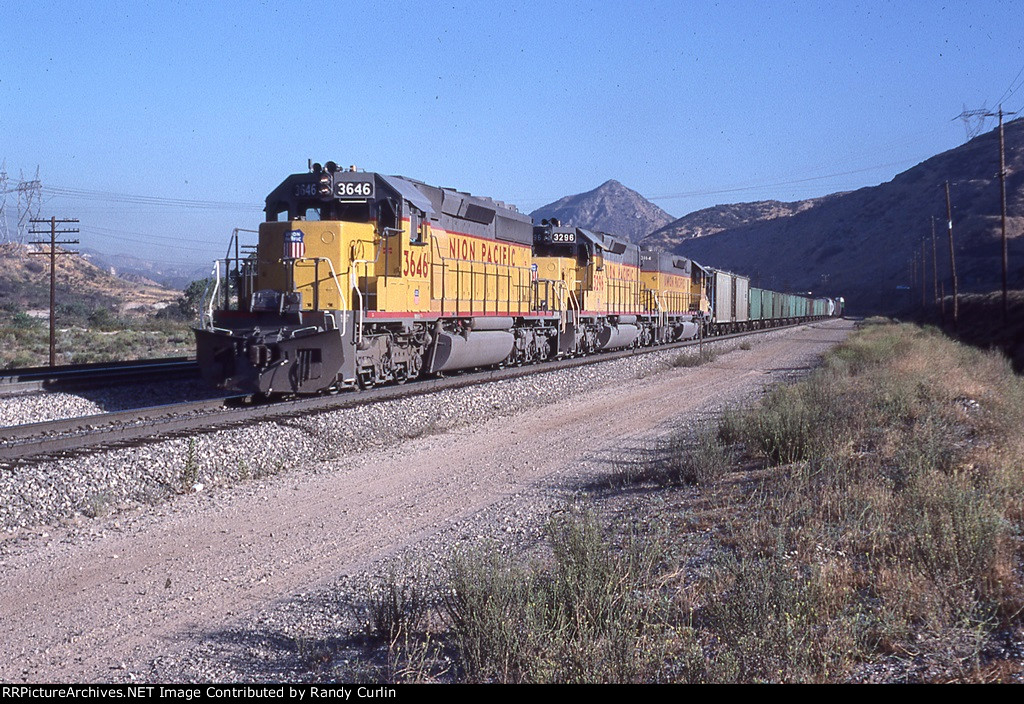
[0,160,8,243]
[16,167,43,244]
[956,104,991,141]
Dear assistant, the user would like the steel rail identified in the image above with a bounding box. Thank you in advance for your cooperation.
[0,358,199,396]
[0,321,826,463]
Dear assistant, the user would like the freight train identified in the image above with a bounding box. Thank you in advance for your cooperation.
[194,164,843,395]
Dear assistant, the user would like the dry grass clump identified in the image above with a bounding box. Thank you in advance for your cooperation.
[442,509,671,683]
[342,509,672,683]
[672,348,717,368]
[686,322,1024,682]
[609,427,734,487]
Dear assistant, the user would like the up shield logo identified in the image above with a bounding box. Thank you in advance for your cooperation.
[284,230,306,260]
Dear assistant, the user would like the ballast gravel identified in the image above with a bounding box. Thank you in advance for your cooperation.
[0,379,224,428]
[0,329,800,537]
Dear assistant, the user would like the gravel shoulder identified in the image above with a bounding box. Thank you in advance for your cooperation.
[0,320,853,682]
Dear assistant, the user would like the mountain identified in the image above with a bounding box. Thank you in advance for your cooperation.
[641,195,841,251]
[80,248,210,290]
[657,118,1024,314]
[530,180,674,242]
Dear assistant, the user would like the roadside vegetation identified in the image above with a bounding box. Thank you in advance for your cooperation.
[327,320,1024,682]
[0,280,208,368]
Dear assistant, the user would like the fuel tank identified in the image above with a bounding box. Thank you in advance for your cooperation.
[428,330,515,372]
[597,323,639,350]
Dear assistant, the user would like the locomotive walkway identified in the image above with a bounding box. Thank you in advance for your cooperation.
[0,319,854,682]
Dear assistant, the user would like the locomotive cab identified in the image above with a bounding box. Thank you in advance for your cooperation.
[196,165,433,394]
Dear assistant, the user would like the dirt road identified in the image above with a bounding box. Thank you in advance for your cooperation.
[0,319,853,682]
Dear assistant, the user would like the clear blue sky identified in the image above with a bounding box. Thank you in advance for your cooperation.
[2,0,1023,268]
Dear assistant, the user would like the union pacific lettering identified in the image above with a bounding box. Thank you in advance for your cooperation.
[446,233,522,267]
[604,262,639,282]
[662,273,689,290]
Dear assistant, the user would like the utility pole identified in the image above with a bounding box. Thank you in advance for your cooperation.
[959,105,1017,323]
[944,182,959,330]
[931,217,939,309]
[921,239,928,311]
[997,106,1017,324]
[911,252,918,313]
[29,217,79,366]
[0,160,8,243]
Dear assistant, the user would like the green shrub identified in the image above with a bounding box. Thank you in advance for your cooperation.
[672,349,717,367]
[366,569,429,642]
[442,510,667,683]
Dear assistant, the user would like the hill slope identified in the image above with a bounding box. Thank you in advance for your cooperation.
[0,242,179,314]
[530,180,674,242]
[642,195,841,251]
[661,119,1024,313]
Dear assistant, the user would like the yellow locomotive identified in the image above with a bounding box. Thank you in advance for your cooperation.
[195,163,830,396]
[197,164,560,394]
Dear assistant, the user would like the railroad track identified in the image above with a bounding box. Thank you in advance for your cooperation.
[0,357,200,396]
[0,324,803,464]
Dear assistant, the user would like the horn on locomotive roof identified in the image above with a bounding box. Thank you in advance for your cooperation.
[325,161,339,174]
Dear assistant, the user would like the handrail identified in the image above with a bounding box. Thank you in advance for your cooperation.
[568,288,580,328]
[290,255,349,338]
[652,289,665,328]
[202,261,221,331]
[429,237,534,317]
[553,279,579,333]
[349,238,383,346]
[224,227,259,261]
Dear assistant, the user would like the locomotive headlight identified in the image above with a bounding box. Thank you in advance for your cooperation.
[317,173,331,198]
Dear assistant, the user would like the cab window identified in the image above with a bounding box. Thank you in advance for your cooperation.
[377,198,399,233]
[409,208,424,244]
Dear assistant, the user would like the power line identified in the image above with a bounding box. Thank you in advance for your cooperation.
[995,62,1024,107]
[40,185,262,211]
[515,122,956,207]
[82,223,236,247]
[646,159,921,201]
